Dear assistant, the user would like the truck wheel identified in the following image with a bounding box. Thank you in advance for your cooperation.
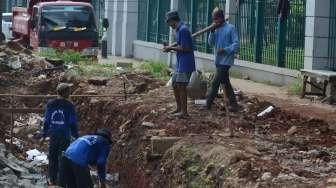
[0,32,5,43]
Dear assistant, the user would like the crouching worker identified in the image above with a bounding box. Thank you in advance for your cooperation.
[42,83,78,185]
[59,128,112,188]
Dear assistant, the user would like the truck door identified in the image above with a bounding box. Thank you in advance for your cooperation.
[30,6,39,49]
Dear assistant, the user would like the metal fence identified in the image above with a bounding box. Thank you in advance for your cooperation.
[178,0,226,53]
[137,0,306,70]
[137,0,171,44]
[236,0,305,70]
[329,0,336,71]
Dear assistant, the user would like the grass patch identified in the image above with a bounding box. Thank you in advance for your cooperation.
[287,77,303,95]
[40,49,91,64]
[140,61,170,81]
[69,61,115,78]
[40,50,115,77]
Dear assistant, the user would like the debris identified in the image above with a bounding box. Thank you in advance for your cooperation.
[287,126,298,135]
[194,99,207,105]
[116,61,133,68]
[257,106,274,117]
[26,149,48,165]
[260,172,272,181]
[166,77,172,87]
[88,77,108,86]
[142,122,156,128]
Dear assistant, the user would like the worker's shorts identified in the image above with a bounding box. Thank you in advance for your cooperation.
[172,72,192,86]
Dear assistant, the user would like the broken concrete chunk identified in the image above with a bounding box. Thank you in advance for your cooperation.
[261,172,272,181]
[287,126,298,135]
[151,136,181,155]
[116,61,133,68]
[142,122,156,128]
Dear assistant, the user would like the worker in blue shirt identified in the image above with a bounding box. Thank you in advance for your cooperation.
[206,8,240,111]
[163,10,196,118]
[42,83,78,185]
[59,128,112,188]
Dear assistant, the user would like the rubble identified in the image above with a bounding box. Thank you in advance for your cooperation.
[0,43,335,187]
[0,144,46,187]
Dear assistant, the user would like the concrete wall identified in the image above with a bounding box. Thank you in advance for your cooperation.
[304,0,331,70]
[133,40,169,63]
[133,40,298,86]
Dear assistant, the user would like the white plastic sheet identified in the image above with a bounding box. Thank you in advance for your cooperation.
[26,149,48,164]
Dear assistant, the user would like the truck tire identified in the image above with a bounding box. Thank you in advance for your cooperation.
[0,32,5,43]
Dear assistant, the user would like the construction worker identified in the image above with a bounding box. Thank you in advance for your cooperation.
[163,10,196,118]
[59,128,112,188]
[42,83,78,185]
[205,8,240,111]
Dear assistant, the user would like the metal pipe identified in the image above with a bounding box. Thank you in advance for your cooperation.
[0,94,146,98]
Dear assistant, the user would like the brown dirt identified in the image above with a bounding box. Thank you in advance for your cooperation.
[0,52,336,187]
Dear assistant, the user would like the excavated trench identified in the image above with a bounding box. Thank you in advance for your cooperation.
[1,43,336,187]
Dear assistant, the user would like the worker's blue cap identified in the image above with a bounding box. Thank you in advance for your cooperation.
[165,10,180,23]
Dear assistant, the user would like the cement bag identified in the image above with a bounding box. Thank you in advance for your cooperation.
[187,71,207,99]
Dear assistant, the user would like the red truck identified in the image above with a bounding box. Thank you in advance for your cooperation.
[12,0,98,56]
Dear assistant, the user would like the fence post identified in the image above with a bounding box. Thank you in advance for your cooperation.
[190,0,197,33]
[250,0,256,44]
[206,0,213,53]
[145,0,150,41]
[155,0,160,43]
[276,17,287,67]
[254,0,264,64]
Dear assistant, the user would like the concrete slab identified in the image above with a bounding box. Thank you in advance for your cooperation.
[151,136,181,155]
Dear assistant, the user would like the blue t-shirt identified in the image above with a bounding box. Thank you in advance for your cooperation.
[208,22,239,66]
[43,98,78,139]
[65,135,111,181]
[175,22,196,73]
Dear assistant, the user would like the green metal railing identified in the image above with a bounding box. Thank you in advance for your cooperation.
[178,0,226,53]
[236,0,306,70]
[285,0,305,69]
[137,0,171,44]
[329,0,336,71]
[236,0,255,62]
[137,0,306,70]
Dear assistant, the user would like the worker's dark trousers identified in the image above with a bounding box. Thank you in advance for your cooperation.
[59,156,94,188]
[48,134,70,185]
[206,65,238,108]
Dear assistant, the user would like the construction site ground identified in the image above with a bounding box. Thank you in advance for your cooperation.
[0,46,336,188]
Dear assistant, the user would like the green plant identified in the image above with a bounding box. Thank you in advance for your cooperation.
[140,61,170,81]
[69,61,115,78]
[40,49,92,64]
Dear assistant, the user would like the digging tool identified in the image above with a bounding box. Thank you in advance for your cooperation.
[163,23,218,49]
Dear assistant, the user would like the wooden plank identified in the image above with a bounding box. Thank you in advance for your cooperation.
[0,108,44,113]
[0,94,145,98]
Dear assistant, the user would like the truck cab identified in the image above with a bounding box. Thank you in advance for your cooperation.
[13,0,98,56]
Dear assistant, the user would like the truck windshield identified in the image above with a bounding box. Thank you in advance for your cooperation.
[41,5,96,31]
